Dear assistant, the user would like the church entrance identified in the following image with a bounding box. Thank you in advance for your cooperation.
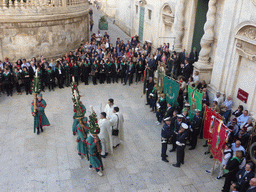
[191,0,209,52]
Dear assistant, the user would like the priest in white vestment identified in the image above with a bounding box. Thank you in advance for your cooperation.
[109,107,124,147]
[104,98,116,119]
[98,112,113,157]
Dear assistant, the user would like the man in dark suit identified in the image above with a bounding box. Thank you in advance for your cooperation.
[246,178,256,192]
[165,103,175,118]
[236,163,255,192]
[189,47,198,64]
[179,49,186,64]
[183,59,193,81]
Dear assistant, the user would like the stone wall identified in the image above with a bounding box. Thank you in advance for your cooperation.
[0,5,89,62]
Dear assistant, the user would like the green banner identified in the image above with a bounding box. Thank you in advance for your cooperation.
[163,76,180,106]
[188,86,203,111]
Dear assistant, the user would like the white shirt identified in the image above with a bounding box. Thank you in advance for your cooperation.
[222,149,232,166]
[192,74,199,85]
[231,143,245,156]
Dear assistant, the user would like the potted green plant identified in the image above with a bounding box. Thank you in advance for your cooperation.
[98,16,108,30]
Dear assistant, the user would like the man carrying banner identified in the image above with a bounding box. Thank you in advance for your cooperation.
[172,123,189,168]
[31,93,50,135]
[189,109,202,150]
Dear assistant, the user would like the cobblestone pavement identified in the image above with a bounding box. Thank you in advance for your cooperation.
[0,6,224,192]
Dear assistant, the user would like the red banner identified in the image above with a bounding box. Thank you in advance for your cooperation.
[203,105,223,144]
[210,118,231,162]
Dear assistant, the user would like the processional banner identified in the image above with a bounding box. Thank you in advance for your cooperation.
[210,117,231,162]
[188,86,203,111]
[203,105,223,143]
[163,76,180,106]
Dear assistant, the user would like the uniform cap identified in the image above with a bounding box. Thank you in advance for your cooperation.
[38,93,42,97]
[164,117,171,121]
[195,109,201,113]
[177,114,183,118]
[185,103,190,107]
[181,123,188,129]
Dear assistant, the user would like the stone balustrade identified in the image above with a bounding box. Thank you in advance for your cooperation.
[0,0,86,9]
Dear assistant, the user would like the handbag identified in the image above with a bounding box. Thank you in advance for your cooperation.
[112,114,119,136]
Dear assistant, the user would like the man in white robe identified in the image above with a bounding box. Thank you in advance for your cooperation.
[104,98,116,118]
[109,107,124,147]
[98,112,113,157]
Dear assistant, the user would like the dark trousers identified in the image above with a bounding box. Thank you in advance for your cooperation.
[191,128,200,148]
[113,72,119,83]
[48,81,54,91]
[5,83,12,95]
[24,81,31,94]
[146,92,150,104]
[150,98,156,111]
[171,134,177,150]
[120,72,126,83]
[65,76,70,87]
[99,73,105,84]
[136,72,142,82]
[161,137,168,160]
[15,82,21,93]
[92,75,97,85]
[222,173,237,192]
[106,73,111,84]
[75,76,79,85]
[176,145,185,166]
[57,76,64,88]
[90,24,93,31]
[156,111,164,123]
[0,83,4,93]
[125,74,133,85]
[84,74,89,85]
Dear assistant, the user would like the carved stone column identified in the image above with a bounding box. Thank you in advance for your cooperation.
[193,0,217,84]
[172,0,186,52]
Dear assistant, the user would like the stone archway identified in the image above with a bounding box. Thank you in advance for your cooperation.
[158,3,175,49]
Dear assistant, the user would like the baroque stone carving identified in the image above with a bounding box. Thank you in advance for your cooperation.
[237,26,256,41]
[172,0,186,52]
[197,0,217,63]
[162,5,174,27]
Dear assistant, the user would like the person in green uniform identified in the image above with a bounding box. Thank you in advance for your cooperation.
[72,104,86,135]
[86,116,103,176]
[76,117,89,159]
[31,93,50,135]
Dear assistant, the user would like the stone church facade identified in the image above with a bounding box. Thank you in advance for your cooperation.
[99,0,256,118]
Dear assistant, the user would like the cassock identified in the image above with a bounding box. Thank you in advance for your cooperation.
[98,118,113,155]
[109,112,124,147]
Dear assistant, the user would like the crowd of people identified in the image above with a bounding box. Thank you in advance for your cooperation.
[141,46,255,191]
[1,18,255,189]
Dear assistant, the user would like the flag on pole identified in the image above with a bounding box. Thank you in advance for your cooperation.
[210,118,231,162]
[163,76,180,106]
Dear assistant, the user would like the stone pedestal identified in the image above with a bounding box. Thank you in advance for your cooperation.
[193,62,213,84]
